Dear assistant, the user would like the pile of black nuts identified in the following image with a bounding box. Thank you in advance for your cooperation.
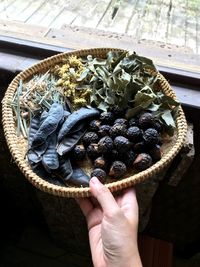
[72,108,163,184]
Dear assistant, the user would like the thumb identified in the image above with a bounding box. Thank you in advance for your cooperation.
[90,177,119,215]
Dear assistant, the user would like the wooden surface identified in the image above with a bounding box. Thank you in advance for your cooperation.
[139,235,173,267]
[0,0,199,54]
[1,20,200,74]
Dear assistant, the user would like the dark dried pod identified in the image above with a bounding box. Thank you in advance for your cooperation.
[87,143,100,159]
[27,150,41,165]
[54,158,73,182]
[98,136,114,154]
[114,136,131,153]
[69,166,90,187]
[109,161,127,179]
[91,168,106,183]
[82,131,99,147]
[58,107,99,141]
[57,124,86,156]
[109,123,127,139]
[28,113,42,147]
[32,103,64,147]
[98,125,111,137]
[133,153,152,171]
[100,112,115,124]
[42,133,59,173]
[28,113,44,164]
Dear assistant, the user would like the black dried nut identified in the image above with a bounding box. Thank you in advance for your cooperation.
[114,118,128,126]
[94,157,107,170]
[127,126,142,142]
[114,136,131,153]
[87,143,100,159]
[72,145,86,161]
[109,123,127,138]
[133,141,146,153]
[103,149,119,161]
[149,144,162,161]
[109,161,127,179]
[133,153,152,170]
[110,106,125,117]
[91,168,106,183]
[100,112,115,124]
[89,120,101,132]
[153,121,162,132]
[129,117,139,127]
[120,150,136,167]
[143,128,159,146]
[82,131,99,146]
[98,125,111,137]
[139,112,155,129]
[98,136,113,154]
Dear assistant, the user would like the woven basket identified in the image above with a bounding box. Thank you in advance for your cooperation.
[2,48,187,198]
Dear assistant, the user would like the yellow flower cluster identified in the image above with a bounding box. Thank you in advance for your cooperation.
[53,56,90,109]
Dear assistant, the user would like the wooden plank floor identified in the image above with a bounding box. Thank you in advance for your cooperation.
[0,0,199,54]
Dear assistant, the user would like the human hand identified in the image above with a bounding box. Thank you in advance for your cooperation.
[77,177,142,267]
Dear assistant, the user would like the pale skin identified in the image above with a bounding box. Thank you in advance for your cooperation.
[77,177,143,267]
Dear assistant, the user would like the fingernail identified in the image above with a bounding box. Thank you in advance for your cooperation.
[90,176,100,185]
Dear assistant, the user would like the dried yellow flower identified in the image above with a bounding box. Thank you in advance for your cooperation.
[73,98,87,107]
[52,55,91,109]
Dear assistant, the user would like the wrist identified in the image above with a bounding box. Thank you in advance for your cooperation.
[107,252,142,267]
[106,250,142,267]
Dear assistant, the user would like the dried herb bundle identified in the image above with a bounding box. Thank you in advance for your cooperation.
[77,51,179,134]
[10,72,64,138]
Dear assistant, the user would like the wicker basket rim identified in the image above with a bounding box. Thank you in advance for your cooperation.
[2,48,188,197]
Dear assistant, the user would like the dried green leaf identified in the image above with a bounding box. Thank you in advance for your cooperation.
[98,101,109,112]
[161,110,176,128]
[125,105,144,118]
[106,51,127,69]
[147,103,161,111]
[134,86,156,107]
[77,69,90,81]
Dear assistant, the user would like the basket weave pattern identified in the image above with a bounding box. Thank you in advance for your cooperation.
[2,48,188,197]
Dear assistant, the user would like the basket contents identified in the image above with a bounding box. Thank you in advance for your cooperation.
[9,51,179,187]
